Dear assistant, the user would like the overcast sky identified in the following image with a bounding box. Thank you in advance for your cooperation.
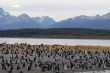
[0,0,110,21]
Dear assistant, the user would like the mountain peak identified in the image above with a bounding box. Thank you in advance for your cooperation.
[103,12,110,16]
[73,15,93,20]
[16,14,32,22]
[18,14,30,18]
[0,8,10,18]
[18,14,31,19]
[32,16,56,25]
[35,16,53,20]
[0,8,4,12]
[102,12,110,19]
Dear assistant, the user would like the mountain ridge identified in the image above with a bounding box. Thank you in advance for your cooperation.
[0,8,110,29]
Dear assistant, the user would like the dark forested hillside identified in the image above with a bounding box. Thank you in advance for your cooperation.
[0,28,110,39]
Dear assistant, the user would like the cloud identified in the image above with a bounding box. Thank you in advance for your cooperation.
[0,0,110,21]
[38,8,43,11]
[11,4,20,8]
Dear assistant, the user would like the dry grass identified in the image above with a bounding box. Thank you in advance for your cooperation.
[47,45,110,51]
[1,43,110,52]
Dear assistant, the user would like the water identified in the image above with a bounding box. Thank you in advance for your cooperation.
[0,38,109,46]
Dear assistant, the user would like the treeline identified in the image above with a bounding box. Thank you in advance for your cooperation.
[0,28,110,39]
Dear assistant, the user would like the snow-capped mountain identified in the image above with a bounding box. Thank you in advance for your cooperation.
[32,16,56,27]
[0,8,55,29]
[0,8,10,18]
[73,15,93,20]
[0,8,16,25]
[1,13,42,29]
[101,12,110,20]
[16,14,31,22]
[0,7,110,29]
[51,13,110,29]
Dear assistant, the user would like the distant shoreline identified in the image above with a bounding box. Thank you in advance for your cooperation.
[0,28,110,39]
[0,36,110,40]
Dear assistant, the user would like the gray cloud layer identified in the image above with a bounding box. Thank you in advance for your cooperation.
[0,0,110,21]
